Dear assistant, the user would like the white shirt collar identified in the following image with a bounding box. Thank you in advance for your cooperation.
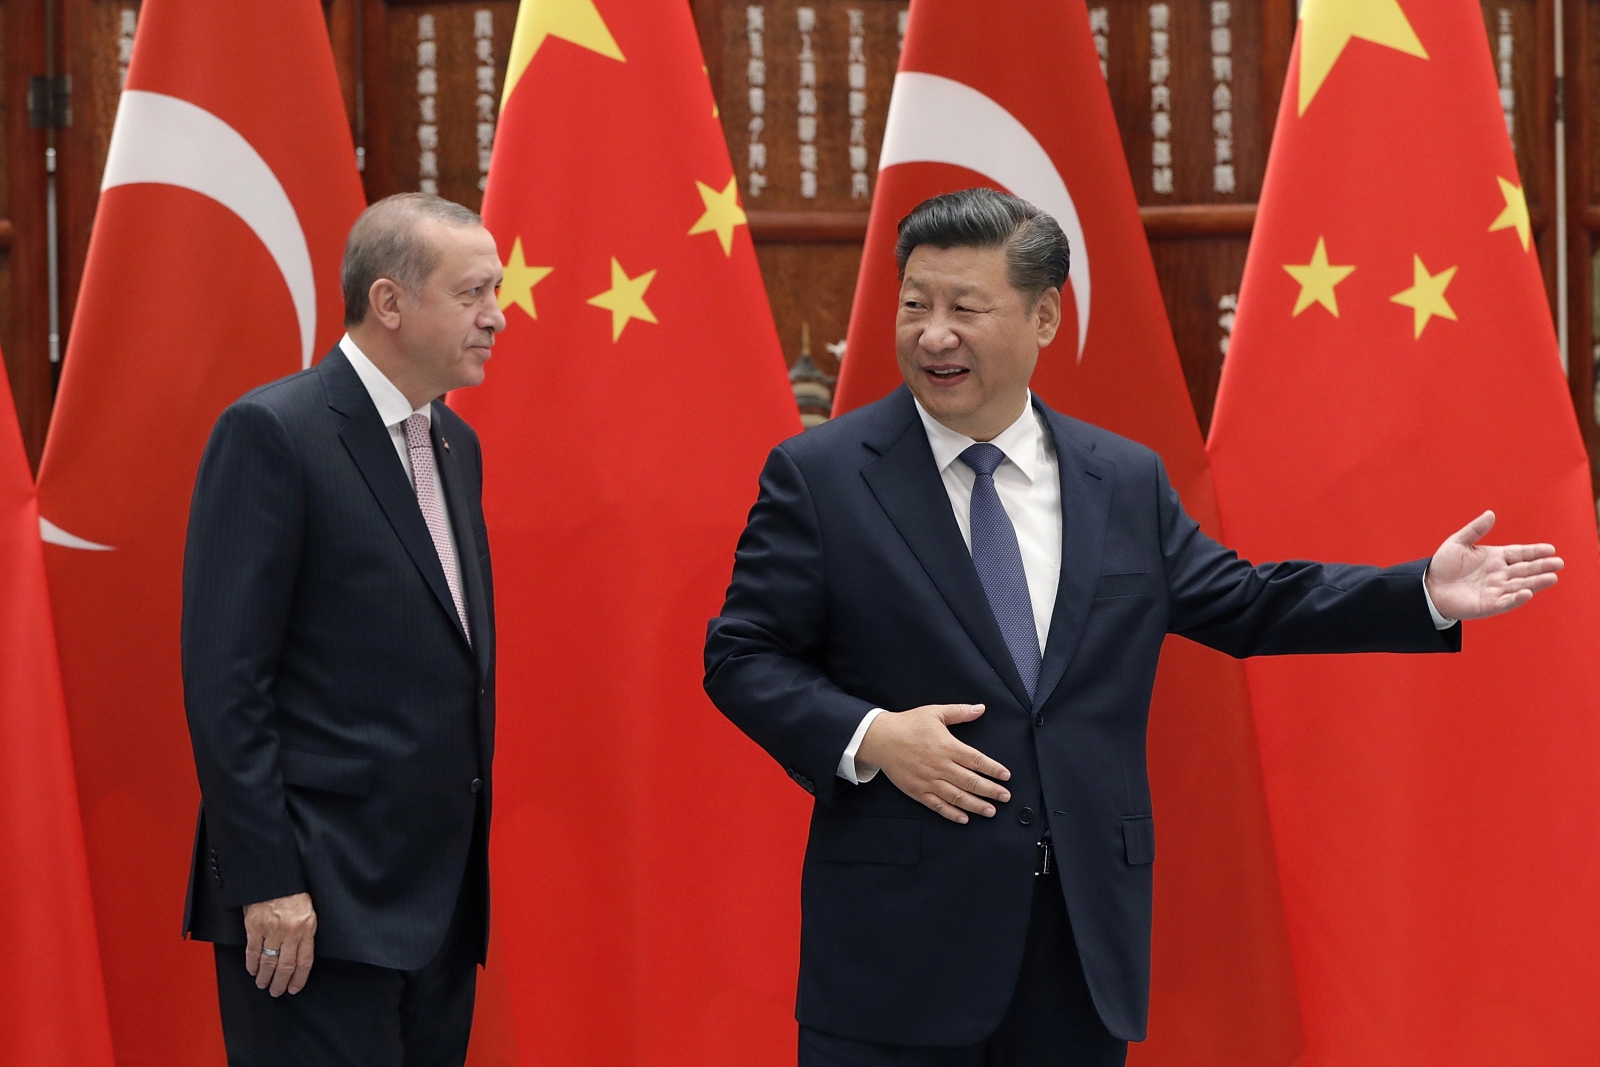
[339,334,431,429]
[913,391,1046,484]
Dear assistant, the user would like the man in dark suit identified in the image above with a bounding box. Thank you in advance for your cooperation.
[182,193,504,1066]
[704,188,1562,1066]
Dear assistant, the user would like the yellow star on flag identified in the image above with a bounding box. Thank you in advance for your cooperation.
[501,0,625,109]
[688,178,748,256]
[1488,176,1532,251]
[498,237,554,320]
[1390,254,1458,338]
[1298,0,1428,115]
[1283,237,1356,317]
[587,257,658,341]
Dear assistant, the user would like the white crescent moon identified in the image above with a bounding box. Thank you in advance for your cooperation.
[878,72,1091,360]
[42,90,318,553]
[103,90,317,368]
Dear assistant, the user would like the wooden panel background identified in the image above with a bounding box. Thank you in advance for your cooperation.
[1,0,1594,500]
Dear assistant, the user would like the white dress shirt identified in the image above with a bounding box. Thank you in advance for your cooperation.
[339,335,464,598]
[835,391,1455,785]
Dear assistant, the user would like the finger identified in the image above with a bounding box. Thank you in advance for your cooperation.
[1502,546,1562,567]
[1503,557,1563,579]
[1450,510,1495,547]
[268,937,299,997]
[288,937,315,996]
[951,744,1011,784]
[948,763,1011,804]
[936,781,996,818]
[244,927,262,978]
[920,792,970,824]
[1503,573,1559,594]
[254,949,279,990]
[934,703,986,725]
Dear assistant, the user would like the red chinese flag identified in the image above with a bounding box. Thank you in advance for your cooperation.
[832,3,1301,1063]
[1208,1,1600,1061]
[34,3,363,1062]
[0,361,115,1067]
[448,1,804,1064]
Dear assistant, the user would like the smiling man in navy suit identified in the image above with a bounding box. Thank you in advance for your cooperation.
[704,188,1562,1067]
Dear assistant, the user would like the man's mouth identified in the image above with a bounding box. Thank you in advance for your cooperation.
[925,365,970,381]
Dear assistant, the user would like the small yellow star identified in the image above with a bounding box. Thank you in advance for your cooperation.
[688,177,748,256]
[1298,0,1428,115]
[502,0,625,109]
[498,238,554,320]
[1283,236,1356,317]
[1390,255,1458,338]
[586,258,658,341]
[1488,176,1532,251]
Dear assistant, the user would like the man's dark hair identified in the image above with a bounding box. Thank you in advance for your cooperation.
[894,188,1070,307]
[342,192,484,326]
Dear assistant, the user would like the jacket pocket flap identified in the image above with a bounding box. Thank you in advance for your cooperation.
[1094,571,1153,598]
[1122,814,1155,865]
[280,748,373,797]
[811,815,920,865]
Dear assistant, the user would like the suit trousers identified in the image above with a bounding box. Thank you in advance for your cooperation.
[213,864,482,1067]
[798,868,1127,1067]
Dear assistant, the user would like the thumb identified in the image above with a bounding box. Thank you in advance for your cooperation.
[1451,510,1495,547]
[937,703,986,724]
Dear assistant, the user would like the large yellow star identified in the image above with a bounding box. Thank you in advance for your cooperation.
[1488,176,1532,251]
[586,258,658,341]
[688,178,748,256]
[1390,255,1457,338]
[1283,237,1356,317]
[1298,0,1428,115]
[498,238,554,320]
[501,0,625,109]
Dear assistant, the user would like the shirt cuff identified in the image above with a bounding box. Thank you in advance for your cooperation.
[838,708,887,784]
[1423,577,1456,630]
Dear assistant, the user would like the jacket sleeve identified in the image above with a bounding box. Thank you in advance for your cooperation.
[1155,457,1461,657]
[704,444,876,806]
[181,400,307,907]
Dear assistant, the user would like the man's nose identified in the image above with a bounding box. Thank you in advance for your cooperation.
[919,313,961,351]
[483,299,507,333]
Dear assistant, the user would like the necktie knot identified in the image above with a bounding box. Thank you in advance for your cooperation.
[403,413,430,453]
[959,442,1007,478]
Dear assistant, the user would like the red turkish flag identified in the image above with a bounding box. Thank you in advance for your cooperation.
[0,360,115,1067]
[448,1,804,1064]
[832,3,1301,1064]
[34,2,363,1061]
[1208,1,1600,1062]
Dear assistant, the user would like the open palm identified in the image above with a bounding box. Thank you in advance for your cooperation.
[1425,511,1563,621]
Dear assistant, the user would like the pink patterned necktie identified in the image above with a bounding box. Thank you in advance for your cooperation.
[403,413,470,643]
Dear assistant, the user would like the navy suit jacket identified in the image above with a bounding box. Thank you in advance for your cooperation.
[181,347,495,971]
[704,385,1458,1045]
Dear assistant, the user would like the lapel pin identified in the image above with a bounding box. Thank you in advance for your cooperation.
[441,436,451,452]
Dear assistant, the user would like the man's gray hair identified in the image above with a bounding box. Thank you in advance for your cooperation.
[894,188,1070,307]
[342,193,484,326]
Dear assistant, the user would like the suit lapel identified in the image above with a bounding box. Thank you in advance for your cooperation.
[859,389,1033,710]
[1033,404,1115,711]
[323,352,468,647]
[432,409,492,677]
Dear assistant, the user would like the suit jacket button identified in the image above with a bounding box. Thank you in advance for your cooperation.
[1018,807,1036,826]
[470,778,483,793]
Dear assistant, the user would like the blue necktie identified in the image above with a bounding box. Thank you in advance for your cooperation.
[959,443,1041,699]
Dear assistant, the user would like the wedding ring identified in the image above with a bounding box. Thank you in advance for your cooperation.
[262,947,280,958]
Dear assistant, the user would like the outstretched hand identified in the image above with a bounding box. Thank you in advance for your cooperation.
[1425,510,1563,622]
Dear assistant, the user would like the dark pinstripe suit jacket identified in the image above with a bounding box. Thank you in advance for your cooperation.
[705,386,1459,1046]
[181,346,495,970]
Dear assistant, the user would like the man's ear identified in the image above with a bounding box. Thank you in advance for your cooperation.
[1034,287,1063,348]
[367,279,405,331]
